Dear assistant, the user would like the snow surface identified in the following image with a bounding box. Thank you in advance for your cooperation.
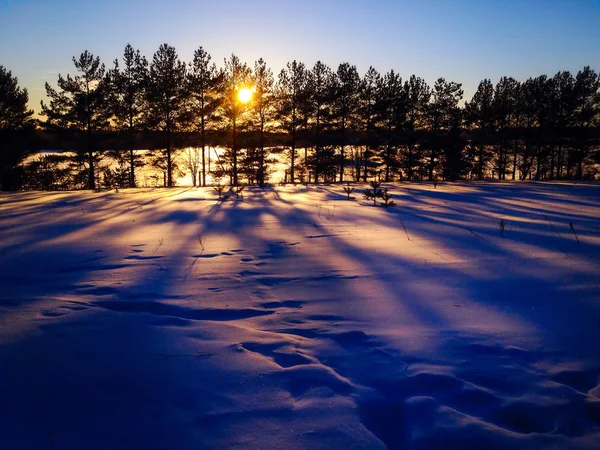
[1,182,599,449]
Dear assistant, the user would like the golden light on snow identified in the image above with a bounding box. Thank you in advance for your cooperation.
[237,88,253,103]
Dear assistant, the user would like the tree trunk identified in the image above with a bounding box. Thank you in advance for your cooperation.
[363,146,369,182]
[429,147,435,181]
[86,81,95,191]
[129,121,135,188]
[259,120,266,186]
[232,111,237,186]
[512,140,518,180]
[407,144,414,181]
[340,143,344,183]
[304,148,308,183]
[87,115,94,190]
[201,117,206,187]
[166,122,172,187]
[478,144,484,180]
[290,125,296,185]
[88,148,94,190]
[314,113,320,183]
[385,144,391,182]
[339,118,345,183]
[208,147,211,179]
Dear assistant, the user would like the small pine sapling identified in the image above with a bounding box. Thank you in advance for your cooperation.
[343,182,355,200]
[364,181,383,206]
[569,221,580,245]
[214,184,225,199]
[152,238,164,254]
[231,185,245,199]
[380,188,396,207]
[197,235,206,255]
[433,179,438,189]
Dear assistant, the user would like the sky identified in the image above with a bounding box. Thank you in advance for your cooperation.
[1,0,599,114]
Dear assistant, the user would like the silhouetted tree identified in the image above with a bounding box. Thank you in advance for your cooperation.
[332,62,360,182]
[442,108,469,181]
[222,54,251,185]
[183,147,201,186]
[107,44,148,187]
[0,65,35,190]
[358,67,381,181]
[518,76,546,180]
[403,75,430,180]
[466,78,495,180]
[145,43,187,187]
[187,46,223,186]
[309,61,335,182]
[277,61,307,184]
[492,76,519,179]
[375,70,406,182]
[250,58,276,185]
[572,66,600,179]
[42,50,109,189]
[427,78,463,180]
[297,67,314,182]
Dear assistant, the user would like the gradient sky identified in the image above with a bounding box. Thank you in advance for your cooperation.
[1,0,599,114]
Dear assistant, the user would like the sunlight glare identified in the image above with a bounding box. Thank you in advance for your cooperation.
[238,88,253,103]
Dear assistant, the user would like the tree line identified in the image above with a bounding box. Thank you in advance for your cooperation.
[1,43,599,191]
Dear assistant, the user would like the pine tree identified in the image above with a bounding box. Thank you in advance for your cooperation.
[277,60,308,184]
[442,108,468,181]
[297,67,314,182]
[145,43,187,187]
[333,63,360,182]
[310,61,335,183]
[518,76,546,180]
[107,44,148,187]
[41,50,109,190]
[426,78,463,180]
[403,75,430,181]
[492,77,519,180]
[251,58,276,185]
[0,65,35,190]
[358,67,381,181]
[222,54,251,186]
[546,71,576,179]
[187,47,223,186]
[375,70,406,182]
[572,67,599,179]
[465,79,495,179]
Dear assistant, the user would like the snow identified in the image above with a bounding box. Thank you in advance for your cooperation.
[1,182,599,449]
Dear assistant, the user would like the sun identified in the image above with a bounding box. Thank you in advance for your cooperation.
[237,88,253,103]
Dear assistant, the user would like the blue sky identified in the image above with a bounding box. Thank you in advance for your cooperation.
[1,0,599,113]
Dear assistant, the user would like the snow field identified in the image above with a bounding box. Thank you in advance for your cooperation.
[1,182,599,449]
